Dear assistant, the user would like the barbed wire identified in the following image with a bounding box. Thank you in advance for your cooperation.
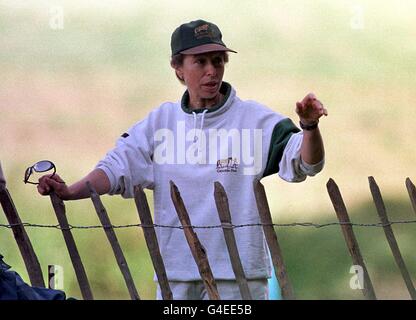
[1,219,416,231]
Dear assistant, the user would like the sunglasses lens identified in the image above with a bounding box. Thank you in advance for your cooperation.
[33,161,54,172]
[24,167,31,182]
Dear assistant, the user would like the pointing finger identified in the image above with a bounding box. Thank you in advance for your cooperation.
[311,100,323,110]
[314,100,328,116]
[302,93,316,105]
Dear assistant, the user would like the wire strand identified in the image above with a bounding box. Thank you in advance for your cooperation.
[1,219,416,231]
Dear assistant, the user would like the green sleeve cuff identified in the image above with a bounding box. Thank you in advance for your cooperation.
[263,118,301,178]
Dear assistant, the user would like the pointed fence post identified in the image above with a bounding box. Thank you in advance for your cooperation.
[327,178,377,300]
[87,181,140,300]
[369,176,416,300]
[49,191,94,300]
[253,179,295,300]
[170,181,220,300]
[133,185,173,300]
[214,182,252,300]
[405,178,416,216]
[0,161,45,287]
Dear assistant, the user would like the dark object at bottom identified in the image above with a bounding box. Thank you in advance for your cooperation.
[0,254,67,300]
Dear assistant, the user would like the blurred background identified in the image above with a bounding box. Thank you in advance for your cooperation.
[1,0,416,299]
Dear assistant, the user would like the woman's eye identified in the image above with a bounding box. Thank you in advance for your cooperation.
[214,58,223,66]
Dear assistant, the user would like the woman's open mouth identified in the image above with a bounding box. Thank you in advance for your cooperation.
[202,82,218,91]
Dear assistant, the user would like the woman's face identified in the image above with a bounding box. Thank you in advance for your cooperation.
[176,51,225,105]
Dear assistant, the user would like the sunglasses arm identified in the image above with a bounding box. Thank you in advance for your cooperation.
[0,161,6,190]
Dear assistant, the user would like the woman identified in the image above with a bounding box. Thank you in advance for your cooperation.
[38,19,327,300]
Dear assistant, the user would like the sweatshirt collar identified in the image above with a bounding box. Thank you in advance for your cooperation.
[181,81,234,115]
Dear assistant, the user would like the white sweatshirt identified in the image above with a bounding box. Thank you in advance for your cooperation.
[96,82,324,281]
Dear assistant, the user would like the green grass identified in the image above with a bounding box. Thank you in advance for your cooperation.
[1,0,416,299]
[2,189,416,299]
[279,197,416,299]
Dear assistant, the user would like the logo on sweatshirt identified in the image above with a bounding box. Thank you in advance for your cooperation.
[216,157,239,173]
[153,121,262,175]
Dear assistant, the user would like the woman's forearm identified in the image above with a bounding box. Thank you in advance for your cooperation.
[66,168,111,200]
[300,127,325,165]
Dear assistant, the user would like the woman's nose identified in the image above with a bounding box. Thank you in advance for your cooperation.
[205,62,217,76]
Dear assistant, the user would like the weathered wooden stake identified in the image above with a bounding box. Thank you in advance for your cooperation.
[369,176,416,300]
[327,178,376,300]
[405,178,416,216]
[49,191,93,300]
[214,182,252,300]
[133,185,173,300]
[87,181,140,300]
[253,179,295,300]
[0,161,45,287]
[170,180,220,300]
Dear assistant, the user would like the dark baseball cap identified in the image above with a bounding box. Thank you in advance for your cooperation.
[171,19,237,56]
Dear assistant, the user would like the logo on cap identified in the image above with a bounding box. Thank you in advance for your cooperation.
[194,23,215,39]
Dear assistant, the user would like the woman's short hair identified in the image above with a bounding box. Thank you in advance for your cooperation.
[170,52,229,85]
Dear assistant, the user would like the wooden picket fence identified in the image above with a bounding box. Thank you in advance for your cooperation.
[1,161,416,300]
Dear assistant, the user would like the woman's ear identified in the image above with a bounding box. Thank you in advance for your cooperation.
[175,69,184,82]
[171,62,182,80]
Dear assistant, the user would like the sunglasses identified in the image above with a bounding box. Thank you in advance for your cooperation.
[24,160,64,185]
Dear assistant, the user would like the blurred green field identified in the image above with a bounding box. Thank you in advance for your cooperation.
[1,0,416,299]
